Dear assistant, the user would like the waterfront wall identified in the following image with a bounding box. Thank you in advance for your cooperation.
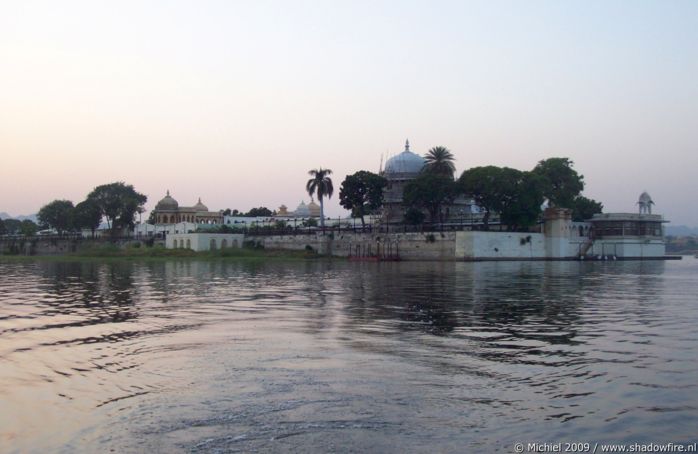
[455,231,546,260]
[0,237,148,256]
[0,237,81,255]
[247,231,458,260]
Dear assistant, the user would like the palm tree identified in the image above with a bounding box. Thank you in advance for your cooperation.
[306,168,334,228]
[423,146,456,179]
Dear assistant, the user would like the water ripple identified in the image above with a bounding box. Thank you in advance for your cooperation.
[1,258,697,452]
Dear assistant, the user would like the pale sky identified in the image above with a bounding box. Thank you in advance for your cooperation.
[1,1,697,225]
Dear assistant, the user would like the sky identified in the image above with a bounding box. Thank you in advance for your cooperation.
[1,0,697,225]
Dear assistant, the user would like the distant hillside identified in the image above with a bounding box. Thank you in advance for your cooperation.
[0,212,39,222]
[666,225,698,237]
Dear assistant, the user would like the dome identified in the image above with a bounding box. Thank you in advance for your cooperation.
[308,199,321,217]
[155,190,178,211]
[384,139,425,176]
[193,197,208,212]
[294,201,310,217]
[638,191,653,203]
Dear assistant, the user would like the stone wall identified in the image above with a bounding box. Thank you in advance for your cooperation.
[0,237,148,256]
[248,231,458,261]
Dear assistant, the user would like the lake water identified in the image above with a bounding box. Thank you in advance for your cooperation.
[1,258,697,453]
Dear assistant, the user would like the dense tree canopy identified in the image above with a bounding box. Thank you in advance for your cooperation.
[87,182,147,234]
[570,196,603,222]
[423,146,456,179]
[458,166,504,230]
[245,207,273,217]
[0,218,5,235]
[74,199,103,237]
[496,170,545,231]
[3,219,22,235]
[532,158,584,208]
[459,166,544,231]
[403,173,455,224]
[339,171,387,227]
[403,207,426,225]
[38,200,75,234]
[20,220,38,236]
[306,168,334,228]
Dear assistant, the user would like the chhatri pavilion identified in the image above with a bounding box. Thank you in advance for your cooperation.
[152,191,223,225]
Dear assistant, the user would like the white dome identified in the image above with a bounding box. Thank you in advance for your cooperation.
[294,201,310,217]
[639,191,653,203]
[384,140,425,176]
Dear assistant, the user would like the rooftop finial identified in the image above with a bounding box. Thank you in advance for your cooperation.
[405,139,410,152]
[166,189,170,196]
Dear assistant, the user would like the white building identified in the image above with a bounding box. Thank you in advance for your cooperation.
[166,233,245,251]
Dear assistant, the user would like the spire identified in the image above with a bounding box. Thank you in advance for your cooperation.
[166,190,170,196]
[405,139,410,152]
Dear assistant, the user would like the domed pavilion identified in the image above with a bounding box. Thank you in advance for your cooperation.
[152,191,223,225]
[380,139,476,225]
[638,191,655,214]
[381,140,426,223]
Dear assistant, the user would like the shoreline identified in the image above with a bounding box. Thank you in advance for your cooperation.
[0,247,325,262]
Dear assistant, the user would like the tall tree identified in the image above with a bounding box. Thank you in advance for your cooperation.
[571,196,603,222]
[20,219,38,236]
[497,170,545,231]
[3,219,22,234]
[339,171,387,227]
[87,182,147,235]
[460,166,545,231]
[423,146,456,179]
[0,218,6,235]
[403,173,455,224]
[74,199,103,237]
[532,157,584,208]
[306,168,334,228]
[38,200,75,234]
[459,166,504,230]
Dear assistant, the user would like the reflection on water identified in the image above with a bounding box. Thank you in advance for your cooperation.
[1,259,697,452]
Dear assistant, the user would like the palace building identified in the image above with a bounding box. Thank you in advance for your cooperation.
[152,191,223,225]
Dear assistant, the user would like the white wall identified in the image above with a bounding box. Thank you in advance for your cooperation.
[166,233,245,251]
[456,231,546,260]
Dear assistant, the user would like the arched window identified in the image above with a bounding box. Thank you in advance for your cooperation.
[210,238,217,250]
[221,239,228,249]
[186,239,191,249]
[233,239,239,248]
